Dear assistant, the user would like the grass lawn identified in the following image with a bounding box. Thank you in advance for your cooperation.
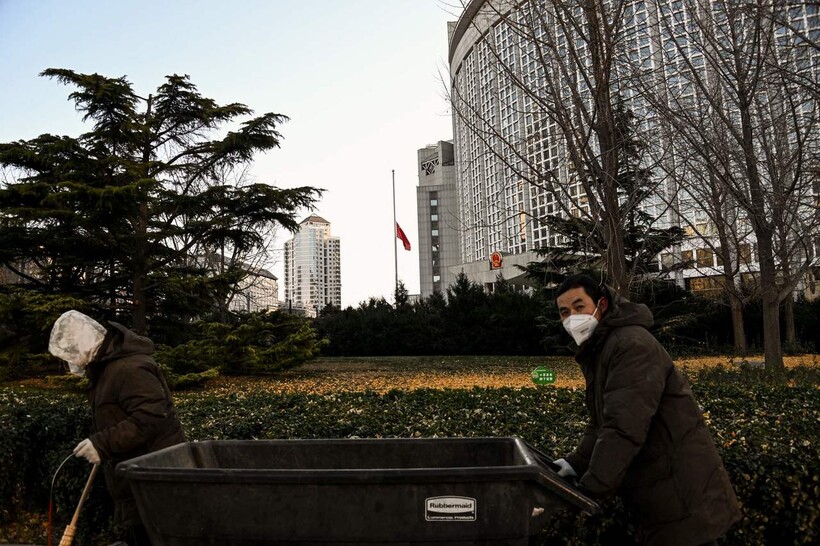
[201,353,819,394]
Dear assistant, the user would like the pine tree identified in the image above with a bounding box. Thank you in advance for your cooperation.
[0,69,321,333]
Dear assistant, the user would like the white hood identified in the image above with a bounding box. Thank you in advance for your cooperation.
[48,310,107,375]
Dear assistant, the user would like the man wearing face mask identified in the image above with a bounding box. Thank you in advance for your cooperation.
[49,310,186,546]
[552,275,739,546]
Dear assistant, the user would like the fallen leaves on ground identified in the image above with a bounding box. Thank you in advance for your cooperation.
[6,355,817,396]
[202,354,817,395]
[207,370,586,395]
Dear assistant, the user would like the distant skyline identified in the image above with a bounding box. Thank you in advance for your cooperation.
[0,0,460,307]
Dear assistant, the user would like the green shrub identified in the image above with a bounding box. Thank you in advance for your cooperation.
[1,298,325,380]
[164,366,220,390]
[0,290,94,379]
[1,378,817,545]
[0,389,115,544]
[155,310,325,375]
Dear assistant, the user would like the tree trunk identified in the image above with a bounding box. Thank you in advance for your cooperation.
[132,94,152,335]
[722,244,746,355]
[780,255,797,347]
[132,256,147,335]
[132,199,149,335]
[729,294,747,354]
[783,295,796,347]
[584,2,628,297]
[736,65,783,370]
[757,236,784,371]
[218,239,229,322]
[761,291,783,371]
[605,207,630,298]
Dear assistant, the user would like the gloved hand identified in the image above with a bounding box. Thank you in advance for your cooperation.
[73,438,101,465]
[553,458,577,478]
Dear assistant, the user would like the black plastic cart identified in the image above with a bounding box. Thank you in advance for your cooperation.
[117,437,598,545]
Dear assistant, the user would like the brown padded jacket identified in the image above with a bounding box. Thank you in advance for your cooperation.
[86,322,186,526]
[564,288,741,545]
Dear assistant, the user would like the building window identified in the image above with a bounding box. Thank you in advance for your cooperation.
[430,198,438,207]
[697,248,714,268]
[688,276,726,297]
[431,214,438,221]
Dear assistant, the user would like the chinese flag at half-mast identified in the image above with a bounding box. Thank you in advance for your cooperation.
[396,223,411,251]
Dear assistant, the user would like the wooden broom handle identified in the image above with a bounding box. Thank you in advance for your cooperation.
[59,463,100,546]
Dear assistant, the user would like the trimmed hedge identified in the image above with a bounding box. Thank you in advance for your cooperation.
[0,378,817,545]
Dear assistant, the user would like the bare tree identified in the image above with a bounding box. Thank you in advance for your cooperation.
[448,0,670,297]
[652,139,756,353]
[637,0,820,369]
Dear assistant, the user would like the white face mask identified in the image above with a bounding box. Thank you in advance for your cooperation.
[562,302,601,345]
[48,310,107,375]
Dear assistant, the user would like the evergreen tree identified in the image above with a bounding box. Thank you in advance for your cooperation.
[0,69,321,333]
[394,280,410,308]
[444,273,491,353]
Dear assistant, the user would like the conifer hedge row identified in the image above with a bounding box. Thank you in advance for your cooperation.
[0,378,817,544]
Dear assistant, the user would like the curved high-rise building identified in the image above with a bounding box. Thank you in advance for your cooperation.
[447,0,819,295]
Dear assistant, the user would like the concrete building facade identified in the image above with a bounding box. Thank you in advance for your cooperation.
[446,0,819,295]
[416,141,463,297]
[284,215,341,317]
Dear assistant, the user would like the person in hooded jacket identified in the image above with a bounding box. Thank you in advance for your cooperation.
[552,275,740,546]
[49,310,186,546]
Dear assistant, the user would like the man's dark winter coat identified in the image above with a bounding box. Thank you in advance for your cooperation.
[565,289,741,545]
[86,322,186,526]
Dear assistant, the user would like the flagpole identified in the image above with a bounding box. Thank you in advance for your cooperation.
[392,169,398,298]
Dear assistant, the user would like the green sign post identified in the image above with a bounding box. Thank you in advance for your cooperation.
[531,366,556,385]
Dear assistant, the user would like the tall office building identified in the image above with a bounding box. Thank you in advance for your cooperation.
[284,215,341,317]
[447,0,819,294]
[417,141,462,297]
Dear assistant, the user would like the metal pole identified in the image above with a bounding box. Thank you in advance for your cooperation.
[392,169,398,298]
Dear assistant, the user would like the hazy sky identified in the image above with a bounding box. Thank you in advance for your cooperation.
[0,0,460,307]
